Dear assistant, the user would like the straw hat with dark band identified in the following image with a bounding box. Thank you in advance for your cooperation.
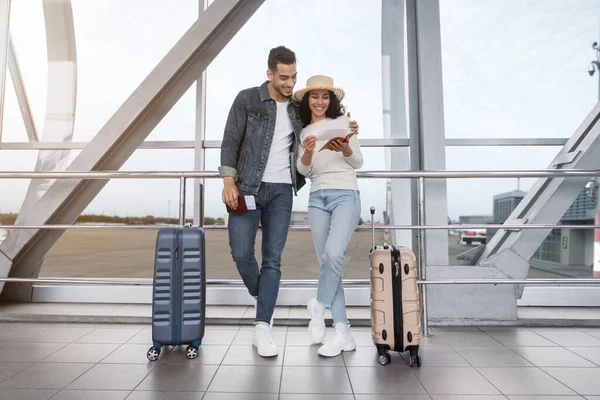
[292,75,345,102]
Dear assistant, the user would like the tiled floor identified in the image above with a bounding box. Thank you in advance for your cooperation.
[0,322,598,399]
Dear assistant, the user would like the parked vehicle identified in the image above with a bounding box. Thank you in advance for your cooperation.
[459,228,487,245]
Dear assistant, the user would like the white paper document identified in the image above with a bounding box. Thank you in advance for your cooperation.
[316,128,349,142]
[244,195,256,210]
[313,118,350,141]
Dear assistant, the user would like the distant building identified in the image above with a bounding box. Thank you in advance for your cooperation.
[489,186,598,269]
[493,190,527,223]
[562,189,598,221]
[538,185,599,266]
[459,215,493,225]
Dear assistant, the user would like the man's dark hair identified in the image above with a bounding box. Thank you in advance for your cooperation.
[268,46,296,71]
[299,90,345,127]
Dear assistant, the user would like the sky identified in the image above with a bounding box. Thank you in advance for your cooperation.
[0,0,599,223]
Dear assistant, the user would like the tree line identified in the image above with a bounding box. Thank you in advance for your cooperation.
[0,213,225,226]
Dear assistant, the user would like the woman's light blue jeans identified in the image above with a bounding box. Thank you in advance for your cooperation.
[308,189,361,325]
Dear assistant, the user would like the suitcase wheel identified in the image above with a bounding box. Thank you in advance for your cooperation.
[186,345,199,360]
[147,347,160,361]
[409,353,422,368]
[377,352,392,366]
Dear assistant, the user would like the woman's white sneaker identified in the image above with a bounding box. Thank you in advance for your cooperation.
[317,323,356,357]
[252,322,278,357]
[307,298,326,344]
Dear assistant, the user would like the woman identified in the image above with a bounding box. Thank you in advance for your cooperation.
[293,75,363,357]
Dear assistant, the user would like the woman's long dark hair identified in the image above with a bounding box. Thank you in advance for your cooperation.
[299,90,345,127]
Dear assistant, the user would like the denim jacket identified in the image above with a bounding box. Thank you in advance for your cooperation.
[219,81,306,196]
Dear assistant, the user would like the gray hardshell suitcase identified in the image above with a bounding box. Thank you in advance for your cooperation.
[146,226,206,361]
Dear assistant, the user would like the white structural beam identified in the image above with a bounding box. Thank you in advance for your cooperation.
[0,0,10,142]
[405,0,449,265]
[15,0,77,226]
[8,35,39,142]
[0,0,265,300]
[477,103,600,290]
[382,0,412,248]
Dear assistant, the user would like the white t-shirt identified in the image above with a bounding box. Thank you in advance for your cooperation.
[262,101,293,184]
[296,116,364,192]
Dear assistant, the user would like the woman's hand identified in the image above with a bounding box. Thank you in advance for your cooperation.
[300,135,317,167]
[347,112,359,136]
[303,135,317,154]
[330,139,353,157]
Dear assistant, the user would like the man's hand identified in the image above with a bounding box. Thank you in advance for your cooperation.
[222,177,239,210]
[303,135,317,154]
[347,111,359,136]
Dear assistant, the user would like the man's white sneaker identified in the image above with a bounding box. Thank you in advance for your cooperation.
[317,323,356,357]
[307,298,326,344]
[252,322,278,357]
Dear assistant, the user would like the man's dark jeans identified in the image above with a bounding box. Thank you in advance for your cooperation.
[228,182,293,324]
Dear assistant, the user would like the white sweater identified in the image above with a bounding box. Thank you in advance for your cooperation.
[296,116,364,193]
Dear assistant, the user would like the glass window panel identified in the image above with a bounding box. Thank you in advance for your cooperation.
[440,0,598,139]
[205,0,384,140]
[38,149,193,278]
[71,0,197,142]
[7,1,198,143]
[0,150,38,214]
[5,1,47,140]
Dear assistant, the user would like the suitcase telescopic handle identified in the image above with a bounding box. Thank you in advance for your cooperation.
[370,206,375,249]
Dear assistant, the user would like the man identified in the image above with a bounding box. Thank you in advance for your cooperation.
[219,46,358,357]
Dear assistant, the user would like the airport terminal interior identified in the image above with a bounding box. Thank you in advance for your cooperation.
[0,0,600,398]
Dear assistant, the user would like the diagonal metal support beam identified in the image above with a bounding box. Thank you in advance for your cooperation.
[475,102,600,295]
[0,0,264,300]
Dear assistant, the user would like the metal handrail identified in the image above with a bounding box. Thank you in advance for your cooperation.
[1,223,600,231]
[2,168,600,179]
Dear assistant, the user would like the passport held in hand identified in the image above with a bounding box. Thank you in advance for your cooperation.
[319,132,356,152]
[226,195,257,214]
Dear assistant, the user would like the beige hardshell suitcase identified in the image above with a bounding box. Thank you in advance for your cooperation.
[369,207,422,367]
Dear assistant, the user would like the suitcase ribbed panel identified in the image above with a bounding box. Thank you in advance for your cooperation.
[182,311,202,325]
[400,248,421,349]
[151,229,177,344]
[370,248,395,350]
[152,311,170,326]
[179,228,206,345]
[182,270,202,304]
[153,269,172,305]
